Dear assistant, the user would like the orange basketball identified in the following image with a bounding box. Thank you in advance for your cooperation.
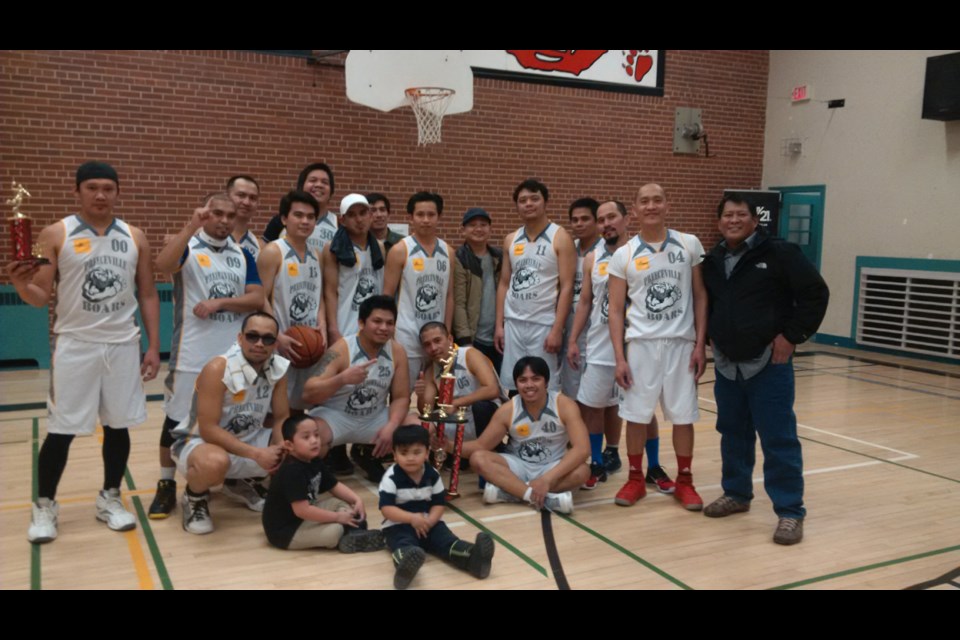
[285,325,325,369]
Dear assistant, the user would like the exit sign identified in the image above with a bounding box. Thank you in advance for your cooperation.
[792,84,812,103]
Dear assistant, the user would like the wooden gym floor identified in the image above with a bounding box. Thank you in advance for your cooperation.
[1,344,958,590]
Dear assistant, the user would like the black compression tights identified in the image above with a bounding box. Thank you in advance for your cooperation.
[36,426,131,500]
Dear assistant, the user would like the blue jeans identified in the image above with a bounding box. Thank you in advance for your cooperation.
[714,362,805,519]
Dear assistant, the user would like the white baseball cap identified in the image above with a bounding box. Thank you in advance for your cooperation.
[339,193,370,215]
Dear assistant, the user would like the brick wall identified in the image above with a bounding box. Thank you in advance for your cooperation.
[1,50,767,274]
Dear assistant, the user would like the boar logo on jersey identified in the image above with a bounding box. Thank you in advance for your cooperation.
[645,282,681,312]
[289,293,317,324]
[82,267,125,303]
[352,276,377,307]
[518,439,549,463]
[208,283,236,300]
[601,291,610,321]
[346,385,379,414]
[415,284,440,313]
[512,267,540,292]
[225,414,257,436]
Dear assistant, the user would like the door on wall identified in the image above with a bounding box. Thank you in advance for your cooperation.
[771,186,825,270]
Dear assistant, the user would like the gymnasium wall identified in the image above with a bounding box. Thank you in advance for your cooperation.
[2,50,767,264]
[1,50,768,365]
[763,50,960,340]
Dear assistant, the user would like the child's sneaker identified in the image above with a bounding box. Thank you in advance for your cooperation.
[393,546,426,590]
[338,528,386,553]
[466,532,495,579]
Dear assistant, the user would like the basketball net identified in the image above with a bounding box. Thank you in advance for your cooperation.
[405,87,455,145]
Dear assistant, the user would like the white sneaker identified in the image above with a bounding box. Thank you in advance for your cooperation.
[182,492,214,535]
[96,489,136,531]
[483,483,518,505]
[28,499,59,543]
[544,491,574,514]
[221,478,266,512]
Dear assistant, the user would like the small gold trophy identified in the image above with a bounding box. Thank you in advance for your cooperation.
[7,181,49,265]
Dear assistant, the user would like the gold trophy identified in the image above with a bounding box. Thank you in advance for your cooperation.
[7,181,48,265]
[425,344,468,498]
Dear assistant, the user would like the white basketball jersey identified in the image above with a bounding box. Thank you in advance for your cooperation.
[608,230,704,342]
[336,241,384,336]
[53,216,140,343]
[181,353,276,445]
[312,335,395,429]
[504,391,567,466]
[505,223,560,326]
[170,236,249,373]
[395,236,452,354]
[269,239,322,333]
[585,244,617,365]
[573,237,602,309]
[283,211,338,256]
[235,231,261,261]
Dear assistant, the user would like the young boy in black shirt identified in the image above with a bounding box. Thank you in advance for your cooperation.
[263,416,384,552]
[379,425,495,589]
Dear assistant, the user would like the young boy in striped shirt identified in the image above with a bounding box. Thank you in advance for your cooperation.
[379,425,495,589]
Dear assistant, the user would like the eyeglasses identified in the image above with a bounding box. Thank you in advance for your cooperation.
[243,331,277,346]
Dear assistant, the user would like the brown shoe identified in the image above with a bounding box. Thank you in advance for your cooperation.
[703,495,751,518]
[773,517,804,545]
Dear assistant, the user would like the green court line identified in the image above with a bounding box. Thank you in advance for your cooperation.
[770,544,960,590]
[556,513,694,590]
[0,393,161,414]
[446,503,548,578]
[1,402,46,413]
[123,469,174,590]
[30,417,40,591]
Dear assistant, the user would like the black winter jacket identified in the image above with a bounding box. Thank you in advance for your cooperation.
[701,232,829,362]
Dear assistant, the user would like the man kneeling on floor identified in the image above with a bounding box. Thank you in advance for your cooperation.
[170,311,289,534]
[449,356,590,514]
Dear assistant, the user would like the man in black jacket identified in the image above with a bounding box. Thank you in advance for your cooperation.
[701,194,829,545]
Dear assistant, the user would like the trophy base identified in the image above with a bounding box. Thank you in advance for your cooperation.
[16,257,50,267]
[429,410,468,424]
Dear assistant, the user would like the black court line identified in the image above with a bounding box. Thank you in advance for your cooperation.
[854,368,960,393]
[792,363,879,373]
[816,371,960,402]
[804,351,959,379]
[905,565,960,590]
[697,405,960,483]
[540,511,570,590]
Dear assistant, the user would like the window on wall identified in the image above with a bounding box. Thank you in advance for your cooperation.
[857,267,960,359]
[786,204,812,246]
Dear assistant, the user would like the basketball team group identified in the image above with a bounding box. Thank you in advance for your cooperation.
[6,160,829,589]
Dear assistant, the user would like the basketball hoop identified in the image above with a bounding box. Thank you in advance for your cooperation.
[405,87,456,145]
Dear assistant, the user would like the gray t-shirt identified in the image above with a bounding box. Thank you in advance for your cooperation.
[475,252,497,344]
